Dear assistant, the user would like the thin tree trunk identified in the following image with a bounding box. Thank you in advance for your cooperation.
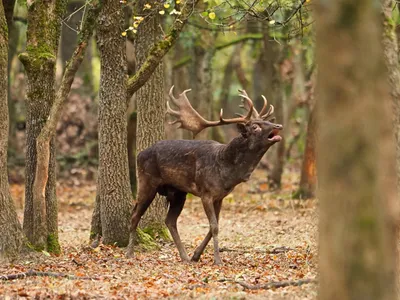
[296,104,317,199]
[0,0,25,260]
[29,1,99,249]
[134,1,168,231]
[4,0,17,146]
[316,1,398,299]
[92,0,132,247]
[171,41,189,139]
[264,31,285,188]
[19,0,67,252]
[190,31,216,140]
[382,0,400,189]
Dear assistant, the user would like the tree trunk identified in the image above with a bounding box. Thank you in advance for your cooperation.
[134,1,168,233]
[261,29,285,188]
[190,31,216,140]
[296,104,317,199]
[382,0,400,189]
[4,0,17,147]
[316,1,398,299]
[252,26,285,181]
[171,41,189,139]
[0,0,25,260]
[19,0,67,252]
[29,0,99,250]
[91,0,132,247]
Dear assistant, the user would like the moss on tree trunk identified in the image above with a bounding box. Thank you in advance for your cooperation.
[19,0,67,253]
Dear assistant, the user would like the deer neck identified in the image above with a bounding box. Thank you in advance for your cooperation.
[219,135,268,182]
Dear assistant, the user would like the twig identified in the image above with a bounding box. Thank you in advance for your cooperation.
[219,246,295,254]
[236,278,317,290]
[0,270,102,281]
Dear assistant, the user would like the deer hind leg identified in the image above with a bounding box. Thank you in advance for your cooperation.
[165,190,189,262]
[197,198,223,265]
[191,199,222,262]
[126,180,157,257]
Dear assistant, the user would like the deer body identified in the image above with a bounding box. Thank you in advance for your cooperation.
[138,136,272,198]
[127,87,282,265]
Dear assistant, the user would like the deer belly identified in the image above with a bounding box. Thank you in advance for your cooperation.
[160,169,199,196]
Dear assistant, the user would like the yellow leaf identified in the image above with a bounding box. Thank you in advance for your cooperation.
[269,20,276,25]
[164,3,170,8]
[144,3,151,9]
[208,12,216,20]
[159,10,165,15]
[121,31,127,36]
[176,0,181,3]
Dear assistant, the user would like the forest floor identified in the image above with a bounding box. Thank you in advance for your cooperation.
[1,169,318,299]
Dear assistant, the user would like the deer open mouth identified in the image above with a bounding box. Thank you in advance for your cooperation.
[268,129,282,142]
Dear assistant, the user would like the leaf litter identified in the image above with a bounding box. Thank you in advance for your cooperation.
[2,169,318,299]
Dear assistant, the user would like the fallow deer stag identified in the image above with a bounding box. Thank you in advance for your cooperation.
[127,86,282,265]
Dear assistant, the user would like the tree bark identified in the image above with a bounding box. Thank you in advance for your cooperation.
[3,0,16,144]
[259,28,285,188]
[316,1,398,299]
[19,0,67,252]
[382,0,400,190]
[296,104,317,199]
[0,0,25,260]
[91,0,131,247]
[134,1,167,231]
[190,31,217,140]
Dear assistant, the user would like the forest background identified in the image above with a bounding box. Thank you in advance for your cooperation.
[1,0,399,299]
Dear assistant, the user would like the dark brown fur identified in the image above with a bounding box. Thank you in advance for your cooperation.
[127,120,282,265]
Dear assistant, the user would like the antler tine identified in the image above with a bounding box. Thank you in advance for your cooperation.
[166,101,180,117]
[168,85,179,105]
[261,104,275,120]
[238,90,256,120]
[258,95,268,117]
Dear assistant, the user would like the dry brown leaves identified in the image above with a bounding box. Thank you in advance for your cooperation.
[2,169,318,299]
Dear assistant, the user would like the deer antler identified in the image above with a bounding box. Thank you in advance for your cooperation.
[237,90,274,120]
[167,86,254,137]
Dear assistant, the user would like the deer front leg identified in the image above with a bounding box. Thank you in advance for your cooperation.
[165,191,190,262]
[191,200,222,262]
[126,182,157,258]
[201,197,222,265]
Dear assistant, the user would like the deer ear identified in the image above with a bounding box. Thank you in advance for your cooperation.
[237,123,249,137]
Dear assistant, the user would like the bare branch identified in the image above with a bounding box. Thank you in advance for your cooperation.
[126,0,199,98]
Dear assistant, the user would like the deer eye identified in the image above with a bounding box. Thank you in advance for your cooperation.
[252,124,261,132]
